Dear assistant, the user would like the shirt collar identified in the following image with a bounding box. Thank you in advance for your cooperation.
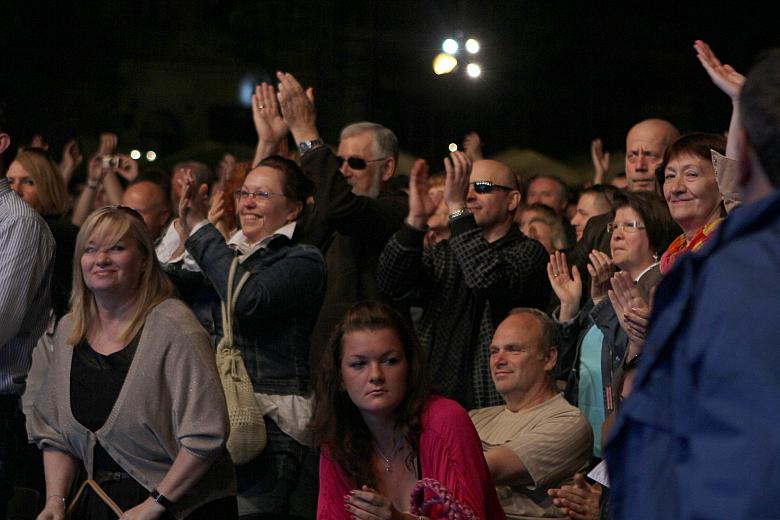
[227,221,297,260]
[0,177,10,195]
[635,261,659,282]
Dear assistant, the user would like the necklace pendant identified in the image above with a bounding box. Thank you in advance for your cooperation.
[384,459,391,472]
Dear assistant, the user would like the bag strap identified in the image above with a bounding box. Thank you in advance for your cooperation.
[66,479,124,518]
[219,255,251,347]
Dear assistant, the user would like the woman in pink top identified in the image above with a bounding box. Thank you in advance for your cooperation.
[311,302,504,520]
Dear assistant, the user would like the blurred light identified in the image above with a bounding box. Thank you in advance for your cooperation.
[466,63,482,78]
[146,151,157,162]
[433,53,458,75]
[448,143,458,152]
[130,149,141,160]
[442,38,459,55]
[238,75,258,107]
[465,38,480,54]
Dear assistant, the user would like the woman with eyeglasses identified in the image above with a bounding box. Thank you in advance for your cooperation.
[167,155,326,517]
[31,206,237,519]
[547,191,677,458]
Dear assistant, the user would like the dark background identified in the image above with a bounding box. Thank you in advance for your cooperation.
[3,0,777,175]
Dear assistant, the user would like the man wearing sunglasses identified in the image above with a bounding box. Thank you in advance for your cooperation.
[377,153,551,410]
[274,72,408,372]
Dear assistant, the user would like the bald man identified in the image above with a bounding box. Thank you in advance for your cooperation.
[121,180,171,241]
[378,155,551,409]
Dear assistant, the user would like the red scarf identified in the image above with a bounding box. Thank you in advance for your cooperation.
[660,218,724,274]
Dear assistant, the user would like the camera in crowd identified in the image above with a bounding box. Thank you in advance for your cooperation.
[101,154,120,169]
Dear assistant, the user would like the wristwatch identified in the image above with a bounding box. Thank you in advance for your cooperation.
[297,138,324,155]
[150,488,174,510]
[447,207,472,222]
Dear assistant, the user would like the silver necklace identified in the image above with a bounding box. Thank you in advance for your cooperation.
[375,436,402,472]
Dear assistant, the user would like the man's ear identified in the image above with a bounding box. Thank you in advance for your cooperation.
[198,183,210,201]
[508,190,521,213]
[381,157,396,183]
[0,133,10,155]
[544,347,558,372]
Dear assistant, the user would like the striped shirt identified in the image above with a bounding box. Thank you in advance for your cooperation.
[0,177,55,395]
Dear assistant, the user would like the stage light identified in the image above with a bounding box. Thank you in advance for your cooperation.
[146,151,157,162]
[448,143,458,152]
[442,38,459,55]
[130,149,141,160]
[466,63,482,78]
[465,38,480,54]
[433,53,458,75]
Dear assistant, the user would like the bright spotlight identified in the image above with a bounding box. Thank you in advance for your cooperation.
[433,53,458,75]
[466,63,482,78]
[146,151,157,162]
[130,149,141,160]
[465,38,480,54]
[448,143,458,152]
[442,38,459,55]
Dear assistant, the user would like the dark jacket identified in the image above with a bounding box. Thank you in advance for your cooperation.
[165,224,326,395]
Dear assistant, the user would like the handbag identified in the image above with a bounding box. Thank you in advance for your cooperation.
[409,477,478,520]
[66,479,124,518]
[215,256,267,465]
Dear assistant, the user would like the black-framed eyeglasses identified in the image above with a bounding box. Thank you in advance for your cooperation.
[233,189,287,202]
[104,204,144,221]
[607,221,646,234]
[471,181,514,194]
[335,156,387,170]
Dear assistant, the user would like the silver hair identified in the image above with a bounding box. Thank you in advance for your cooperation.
[340,121,399,162]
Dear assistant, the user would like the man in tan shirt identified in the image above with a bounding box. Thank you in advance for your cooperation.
[470,308,593,519]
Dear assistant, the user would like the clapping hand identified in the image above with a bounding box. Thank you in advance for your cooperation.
[547,251,582,322]
[462,131,484,162]
[406,158,439,229]
[609,271,652,352]
[548,473,602,520]
[443,151,472,212]
[276,71,318,142]
[177,169,209,236]
[252,83,289,146]
[587,250,615,304]
[590,138,610,185]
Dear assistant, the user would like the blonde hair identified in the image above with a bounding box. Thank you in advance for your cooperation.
[68,206,175,345]
[14,148,69,216]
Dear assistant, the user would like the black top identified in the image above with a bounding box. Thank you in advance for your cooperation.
[70,329,142,472]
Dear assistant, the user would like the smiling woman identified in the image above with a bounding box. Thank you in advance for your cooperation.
[659,133,727,273]
[30,206,238,519]
[312,301,505,520]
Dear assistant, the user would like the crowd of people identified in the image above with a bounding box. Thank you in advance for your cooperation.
[1,39,779,520]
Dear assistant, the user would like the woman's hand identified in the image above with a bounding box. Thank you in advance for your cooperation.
[178,169,209,236]
[608,271,651,346]
[587,250,614,304]
[406,158,438,229]
[547,251,582,322]
[36,497,66,520]
[253,83,289,147]
[694,40,745,102]
[548,473,602,520]
[345,486,418,520]
[120,498,166,520]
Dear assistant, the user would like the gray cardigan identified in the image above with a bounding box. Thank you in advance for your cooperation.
[30,298,236,518]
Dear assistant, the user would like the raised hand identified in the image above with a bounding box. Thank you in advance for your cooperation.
[547,251,582,322]
[694,40,745,102]
[462,131,484,162]
[252,83,289,145]
[114,154,139,182]
[97,132,118,156]
[443,151,472,212]
[406,158,438,229]
[59,138,83,183]
[587,250,614,304]
[177,168,209,236]
[590,138,610,185]
[275,71,318,142]
[548,473,602,520]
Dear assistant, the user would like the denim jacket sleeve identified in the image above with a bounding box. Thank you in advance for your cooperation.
[185,224,326,319]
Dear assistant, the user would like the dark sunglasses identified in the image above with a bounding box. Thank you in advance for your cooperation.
[104,204,144,221]
[335,156,387,170]
[471,181,514,194]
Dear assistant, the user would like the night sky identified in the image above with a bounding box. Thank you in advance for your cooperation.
[3,0,778,175]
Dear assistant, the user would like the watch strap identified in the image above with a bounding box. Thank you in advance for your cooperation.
[150,488,174,510]
[297,138,324,155]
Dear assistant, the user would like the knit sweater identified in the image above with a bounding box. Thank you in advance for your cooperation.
[30,299,236,519]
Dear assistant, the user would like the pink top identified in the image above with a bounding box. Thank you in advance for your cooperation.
[317,395,506,520]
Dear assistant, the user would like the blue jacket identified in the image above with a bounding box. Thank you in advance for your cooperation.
[167,224,326,395]
[605,190,780,519]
